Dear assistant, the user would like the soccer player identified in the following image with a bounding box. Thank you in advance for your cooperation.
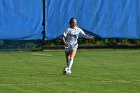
[62,17,94,74]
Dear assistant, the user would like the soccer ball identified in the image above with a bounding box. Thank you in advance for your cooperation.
[63,67,71,75]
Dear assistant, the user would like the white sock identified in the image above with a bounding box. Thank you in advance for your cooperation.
[67,58,70,66]
[68,57,73,70]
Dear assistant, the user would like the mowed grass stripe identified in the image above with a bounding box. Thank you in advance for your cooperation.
[0,49,140,93]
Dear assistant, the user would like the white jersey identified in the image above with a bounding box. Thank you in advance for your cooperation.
[63,27,85,48]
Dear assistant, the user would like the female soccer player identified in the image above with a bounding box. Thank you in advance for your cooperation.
[62,18,94,74]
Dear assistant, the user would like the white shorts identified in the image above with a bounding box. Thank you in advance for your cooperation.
[64,44,78,52]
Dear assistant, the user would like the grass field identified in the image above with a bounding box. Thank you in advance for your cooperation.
[0,49,140,93]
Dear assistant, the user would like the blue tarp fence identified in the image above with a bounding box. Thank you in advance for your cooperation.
[0,0,140,40]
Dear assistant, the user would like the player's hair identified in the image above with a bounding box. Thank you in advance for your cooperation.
[69,17,77,24]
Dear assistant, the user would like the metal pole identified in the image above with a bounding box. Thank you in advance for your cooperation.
[42,0,46,51]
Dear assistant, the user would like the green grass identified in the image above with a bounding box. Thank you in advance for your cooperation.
[0,49,140,93]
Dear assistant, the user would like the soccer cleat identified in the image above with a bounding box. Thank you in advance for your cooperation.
[63,67,71,75]
[63,69,67,75]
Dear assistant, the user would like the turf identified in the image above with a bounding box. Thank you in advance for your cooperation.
[0,49,140,93]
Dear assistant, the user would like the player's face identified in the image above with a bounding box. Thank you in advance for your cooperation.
[70,22,77,28]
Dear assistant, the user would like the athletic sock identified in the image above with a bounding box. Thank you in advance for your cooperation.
[67,57,70,66]
[68,57,73,71]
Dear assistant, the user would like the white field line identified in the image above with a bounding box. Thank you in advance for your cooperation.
[0,82,66,86]
[32,53,52,57]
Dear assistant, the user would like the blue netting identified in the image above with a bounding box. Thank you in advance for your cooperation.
[0,0,140,40]
[0,0,43,40]
[46,0,140,39]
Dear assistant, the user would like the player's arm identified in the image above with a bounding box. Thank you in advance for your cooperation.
[80,29,94,39]
[62,29,69,46]
[83,34,94,39]
[62,36,69,46]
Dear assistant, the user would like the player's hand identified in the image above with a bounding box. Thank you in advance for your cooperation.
[65,43,70,47]
[89,36,94,39]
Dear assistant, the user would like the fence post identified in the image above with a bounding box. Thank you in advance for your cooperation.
[42,0,46,51]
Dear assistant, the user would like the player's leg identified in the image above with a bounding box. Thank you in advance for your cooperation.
[71,50,77,58]
[65,51,70,66]
[68,49,77,70]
